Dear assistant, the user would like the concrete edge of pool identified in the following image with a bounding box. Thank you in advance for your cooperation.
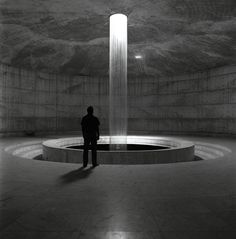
[42,136,195,164]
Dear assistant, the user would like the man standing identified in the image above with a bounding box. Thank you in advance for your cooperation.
[81,106,100,167]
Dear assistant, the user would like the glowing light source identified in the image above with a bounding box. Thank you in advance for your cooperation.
[109,14,127,150]
[135,55,142,59]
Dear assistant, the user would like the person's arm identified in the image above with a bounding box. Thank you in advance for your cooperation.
[81,118,85,138]
[96,127,100,140]
[82,126,85,138]
[96,118,100,140]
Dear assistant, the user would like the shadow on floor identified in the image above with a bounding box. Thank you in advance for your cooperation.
[33,154,43,160]
[194,155,204,161]
[59,166,94,184]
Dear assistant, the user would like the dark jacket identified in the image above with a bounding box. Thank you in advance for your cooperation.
[81,114,100,139]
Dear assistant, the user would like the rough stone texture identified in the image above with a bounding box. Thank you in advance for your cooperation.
[0,63,236,136]
[0,0,235,77]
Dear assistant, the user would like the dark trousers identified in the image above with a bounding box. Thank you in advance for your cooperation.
[83,137,97,167]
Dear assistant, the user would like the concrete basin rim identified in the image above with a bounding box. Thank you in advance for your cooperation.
[42,135,195,153]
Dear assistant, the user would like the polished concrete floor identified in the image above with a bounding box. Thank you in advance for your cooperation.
[0,135,236,239]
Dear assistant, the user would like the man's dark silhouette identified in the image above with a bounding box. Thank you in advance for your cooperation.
[81,106,100,167]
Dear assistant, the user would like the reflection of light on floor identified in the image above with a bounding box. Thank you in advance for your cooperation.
[4,140,43,159]
[107,231,126,238]
[194,141,232,159]
[194,141,232,152]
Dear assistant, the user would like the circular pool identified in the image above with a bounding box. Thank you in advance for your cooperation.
[42,136,195,164]
[67,144,169,151]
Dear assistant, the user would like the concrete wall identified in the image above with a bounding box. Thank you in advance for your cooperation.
[0,64,236,136]
[0,64,108,136]
[129,65,236,136]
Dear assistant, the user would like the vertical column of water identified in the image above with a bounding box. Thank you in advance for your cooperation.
[109,14,127,150]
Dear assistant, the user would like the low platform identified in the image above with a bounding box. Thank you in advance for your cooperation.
[42,136,195,164]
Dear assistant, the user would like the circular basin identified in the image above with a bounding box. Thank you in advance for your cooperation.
[42,136,195,164]
[67,144,169,151]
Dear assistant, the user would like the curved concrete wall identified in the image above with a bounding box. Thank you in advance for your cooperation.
[0,64,108,136]
[0,64,236,136]
[129,65,236,136]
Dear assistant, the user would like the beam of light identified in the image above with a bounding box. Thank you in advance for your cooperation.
[109,13,127,150]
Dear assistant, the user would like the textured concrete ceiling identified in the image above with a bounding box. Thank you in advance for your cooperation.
[0,0,236,77]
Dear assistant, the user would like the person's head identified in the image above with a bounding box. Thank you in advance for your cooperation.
[87,106,93,115]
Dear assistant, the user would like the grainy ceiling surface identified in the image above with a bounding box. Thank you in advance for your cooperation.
[0,0,236,77]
